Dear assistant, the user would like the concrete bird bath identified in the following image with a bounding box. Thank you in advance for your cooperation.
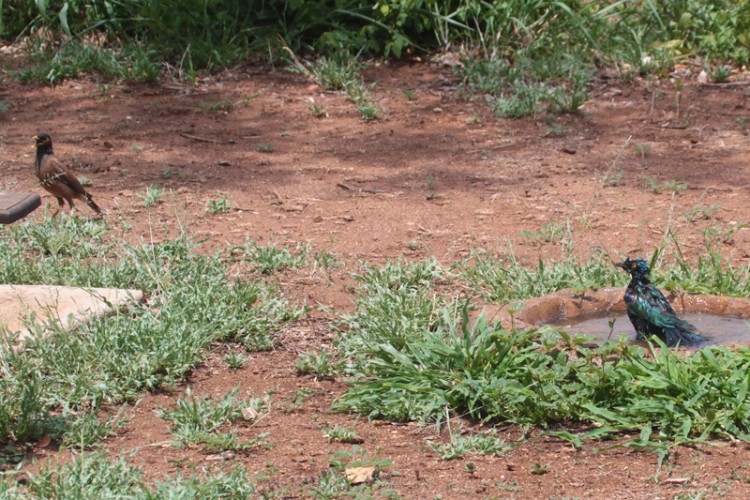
[485,288,750,347]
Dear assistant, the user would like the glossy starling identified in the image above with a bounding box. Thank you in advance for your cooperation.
[33,133,102,217]
[615,258,704,347]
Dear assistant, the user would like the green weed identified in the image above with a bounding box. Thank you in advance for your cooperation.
[698,221,747,245]
[223,350,248,370]
[545,121,567,137]
[530,463,550,475]
[684,204,721,224]
[313,250,340,270]
[324,423,362,444]
[14,40,159,84]
[459,54,594,118]
[238,239,308,275]
[346,80,381,121]
[600,167,626,186]
[199,101,235,113]
[309,51,362,91]
[150,467,258,498]
[401,88,418,100]
[520,223,567,243]
[708,64,733,83]
[62,404,130,449]
[430,429,510,460]
[303,446,395,498]
[290,388,318,406]
[645,178,688,194]
[356,102,380,121]
[136,184,165,208]
[158,386,269,451]
[308,103,328,118]
[205,193,233,214]
[25,453,145,498]
[22,453,259,498]
[296,350,339,378]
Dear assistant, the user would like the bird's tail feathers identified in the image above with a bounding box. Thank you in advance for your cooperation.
[85,193,104,214]
[663,326,705,347]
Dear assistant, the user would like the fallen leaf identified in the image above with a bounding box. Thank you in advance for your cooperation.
[242,407,259,420]
[345,466,375,485]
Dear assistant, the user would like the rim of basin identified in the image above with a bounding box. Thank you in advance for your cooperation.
[514,287,750,326]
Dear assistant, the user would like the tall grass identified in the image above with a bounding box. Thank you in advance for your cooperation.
[3,0,749,81]
[458,248,624,302]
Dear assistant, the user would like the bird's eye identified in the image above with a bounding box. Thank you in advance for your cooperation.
[631,263,637,269]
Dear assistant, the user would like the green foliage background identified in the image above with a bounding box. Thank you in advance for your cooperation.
[2,0,750,68]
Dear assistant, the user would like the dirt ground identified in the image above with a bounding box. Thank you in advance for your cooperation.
[4,59,750,498]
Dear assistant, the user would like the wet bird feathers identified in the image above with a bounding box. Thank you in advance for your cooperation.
[623,283,700,345]
[617,257,703,347]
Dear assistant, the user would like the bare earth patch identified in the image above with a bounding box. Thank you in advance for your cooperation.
[3,61,750,497]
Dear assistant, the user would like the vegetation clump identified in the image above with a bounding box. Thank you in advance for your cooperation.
[4,1,750,115]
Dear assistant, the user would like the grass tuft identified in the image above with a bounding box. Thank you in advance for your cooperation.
[158,387,270,452]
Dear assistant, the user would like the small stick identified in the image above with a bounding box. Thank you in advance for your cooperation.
[336,183,383,194]
[178,131,223,144]
[230,207,259,214]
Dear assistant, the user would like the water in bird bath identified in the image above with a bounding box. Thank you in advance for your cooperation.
[552,313,750,346]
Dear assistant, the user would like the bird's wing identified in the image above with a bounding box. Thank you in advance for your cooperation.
[40,156,88,195]
[626,285,686,329]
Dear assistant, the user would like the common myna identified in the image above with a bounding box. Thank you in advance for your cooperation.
[32,133,102,216]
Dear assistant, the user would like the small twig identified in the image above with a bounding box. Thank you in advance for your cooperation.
[702,80,750,88]
[178,131,223,144]
[336,183,383,194]
[230,207,259,214]
[466,139,533,154]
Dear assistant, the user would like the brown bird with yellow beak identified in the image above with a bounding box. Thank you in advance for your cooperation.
[33,133,102,217]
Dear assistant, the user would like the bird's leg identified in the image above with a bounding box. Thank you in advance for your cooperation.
[51,197,64,218]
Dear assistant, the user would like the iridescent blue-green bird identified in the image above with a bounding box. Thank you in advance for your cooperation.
[615,258,704,347]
